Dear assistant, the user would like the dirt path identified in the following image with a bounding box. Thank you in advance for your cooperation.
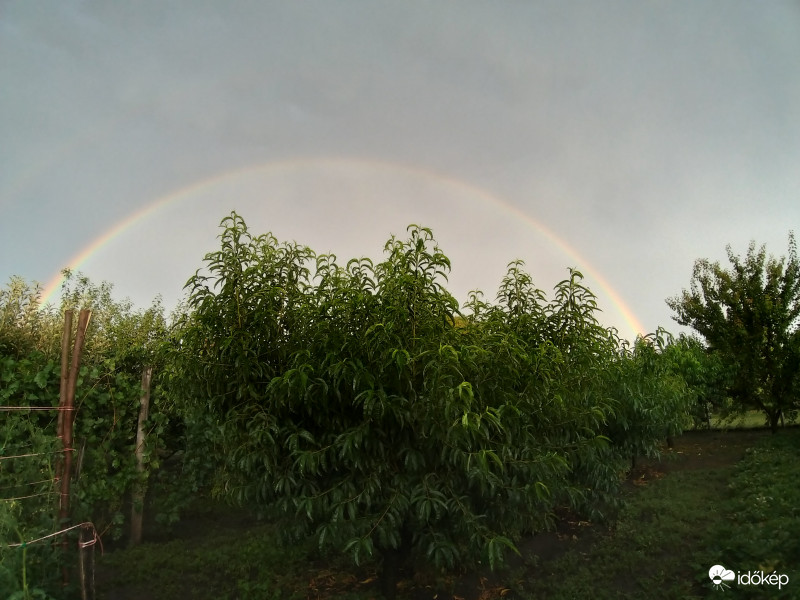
[640,429,768,472]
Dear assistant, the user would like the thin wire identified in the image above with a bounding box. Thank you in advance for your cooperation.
[0,406,73,411]
[0,449,73,461]
[0,489,57,502]
[6,521,100,549]
[0,477,58,491]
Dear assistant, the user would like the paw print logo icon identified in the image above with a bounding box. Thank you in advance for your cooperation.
[709,565,735,591]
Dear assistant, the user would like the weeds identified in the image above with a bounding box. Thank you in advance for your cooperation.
[698,430,800,598]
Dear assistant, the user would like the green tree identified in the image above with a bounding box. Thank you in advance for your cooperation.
[667,234,800,432]
[172,214,621,598]
[603,329,691,469]
[0,276,60,358]
[0,272,173,599]
[482,264,626,521]
[661,333,729,429]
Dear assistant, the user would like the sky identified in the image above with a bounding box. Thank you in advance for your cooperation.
[2,1,799,342]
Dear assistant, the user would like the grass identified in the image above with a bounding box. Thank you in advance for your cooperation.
[517,428,800,600]
[95,507,381,600]
[513,467,729,598]
[701,431,800,598]
[97,521,292,599]
[94,428,800,599]
[708,410,800,430]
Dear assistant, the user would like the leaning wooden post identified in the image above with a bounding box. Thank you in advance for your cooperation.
[56,311,74,509]
[130,365,153,546]
[59,309,91,525]
[56,309,91,591]
[57,311,73,447]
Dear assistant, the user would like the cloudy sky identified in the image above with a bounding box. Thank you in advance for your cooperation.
[2,1,799,341]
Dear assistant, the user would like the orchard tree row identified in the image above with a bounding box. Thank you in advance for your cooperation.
[1,212,797,598]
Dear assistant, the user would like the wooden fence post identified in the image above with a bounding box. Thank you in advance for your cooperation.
[56,309,91,590]
[130,365,153,546]
[59,309,91,523]
[57,311,73,450]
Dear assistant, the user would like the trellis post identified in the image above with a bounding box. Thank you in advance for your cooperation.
[56,308,91,588]
[130,365,153,546]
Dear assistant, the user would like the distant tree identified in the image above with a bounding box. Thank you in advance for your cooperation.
[0,276,60,357]
[667,234,800,432]
[603,329,692,469]
[661,334,729,429]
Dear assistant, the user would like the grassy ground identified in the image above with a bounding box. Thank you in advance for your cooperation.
[94,428,800,600]
[707,410,800,430]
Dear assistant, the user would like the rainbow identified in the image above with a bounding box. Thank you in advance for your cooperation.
[39,157,646,338]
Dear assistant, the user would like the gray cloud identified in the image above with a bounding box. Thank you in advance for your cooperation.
[2,0,799,339]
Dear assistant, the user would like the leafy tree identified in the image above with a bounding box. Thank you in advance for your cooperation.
[58,270,167,371]
[480,263,626,521]
[0,351,62,598]
[667,234,800,431]
[0,276,60,358]
[1,280,64,596]
[174,214,668,598]
[660,334,729,429]
[603,329,692,469]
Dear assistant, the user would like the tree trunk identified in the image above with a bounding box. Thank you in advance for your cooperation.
[769,411,781,434]
[379,547,401,600]
[378,524,413,599]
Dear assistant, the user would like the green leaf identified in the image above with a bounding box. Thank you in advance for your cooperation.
[33,367,50,389]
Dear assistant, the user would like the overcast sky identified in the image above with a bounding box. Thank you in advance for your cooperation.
[2,1,799,341]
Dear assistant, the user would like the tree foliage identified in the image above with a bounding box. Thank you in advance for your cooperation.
[659,333,729,429]
[1,212,697,599]
[603,329,692,468]
[0,273,172,598]
[173,212,691,597]
[667,234,800,431]
[0,277,60,359]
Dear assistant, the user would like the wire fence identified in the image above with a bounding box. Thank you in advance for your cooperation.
[3,412,93,589]
[1,309,98,597]
[0,448,74,462]
[0,406,74,411]
[5,521,101,551]
[1,406,64,507]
